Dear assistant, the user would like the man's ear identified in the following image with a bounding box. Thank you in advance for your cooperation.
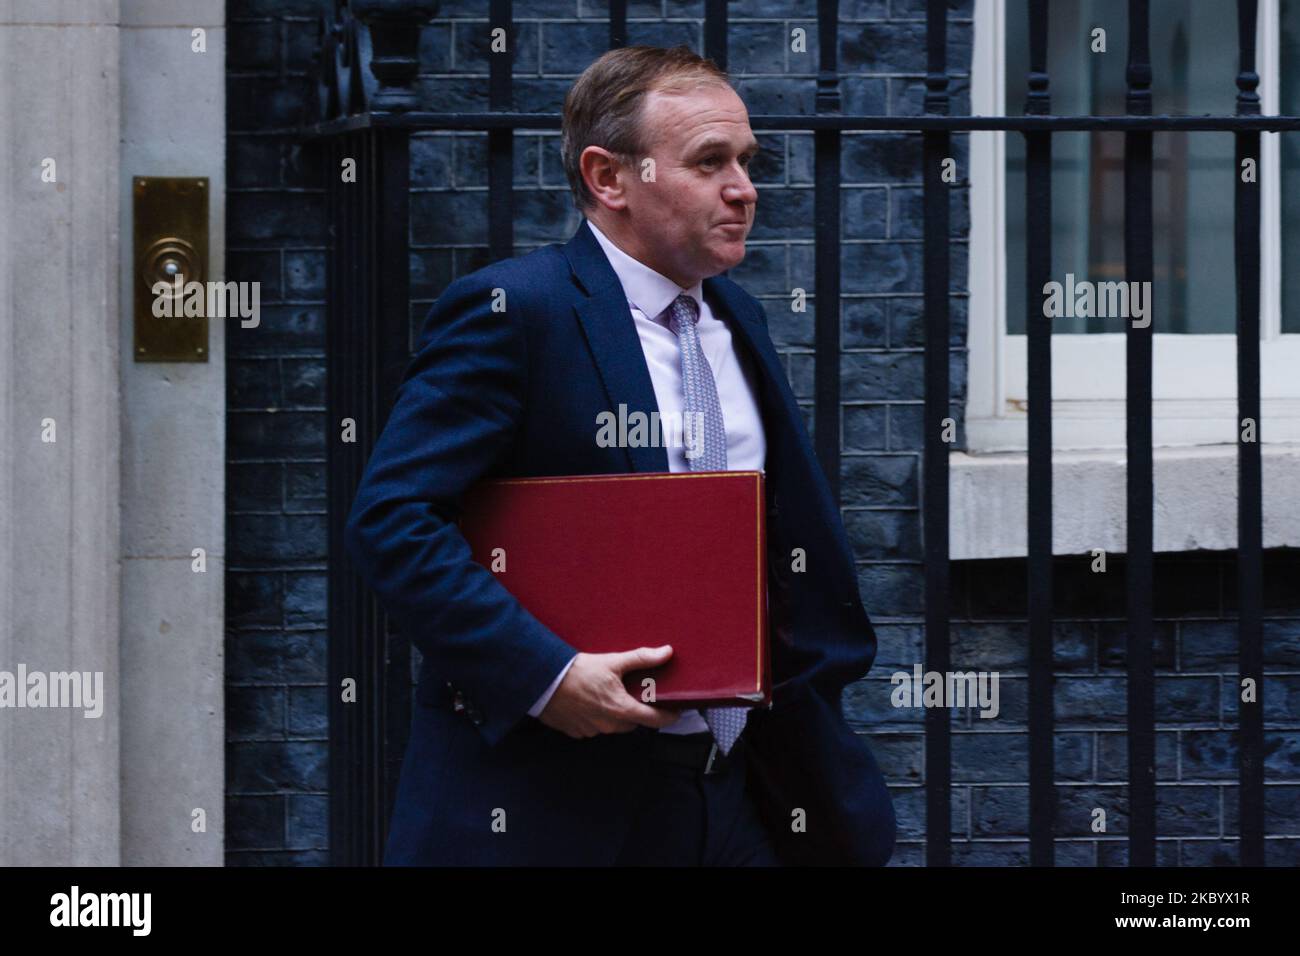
[580,145,629,211]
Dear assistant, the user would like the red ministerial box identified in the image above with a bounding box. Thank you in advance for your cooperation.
[458,470,770,708]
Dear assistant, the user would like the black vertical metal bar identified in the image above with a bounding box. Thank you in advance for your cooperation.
[361,128,381,862]
[489,0,514,261]
[609,0,627,49]
[324,5,429,867]
[327,126,413,866]
[329,130,368,865]
[348,129,365,865]
[327,135,347,864]
[1124,0,1157,867]
[1234,0,1265,868]
[374,127,414,861]
[361,129,381,863]
[922,0,951,868]
[704,0,727,69]
[343,130,361,865]
[1024,0,1055,867]
[814,0,841,503]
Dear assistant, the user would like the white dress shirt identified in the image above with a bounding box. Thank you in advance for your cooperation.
[526,218,768,734]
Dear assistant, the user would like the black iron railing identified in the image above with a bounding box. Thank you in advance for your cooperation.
[301,0,1286,867]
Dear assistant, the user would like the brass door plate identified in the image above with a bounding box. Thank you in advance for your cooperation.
[133,177,209,362]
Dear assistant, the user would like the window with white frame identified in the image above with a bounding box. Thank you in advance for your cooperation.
[967,0,1300,452]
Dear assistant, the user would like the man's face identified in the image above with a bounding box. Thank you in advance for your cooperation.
[614,83,759,288]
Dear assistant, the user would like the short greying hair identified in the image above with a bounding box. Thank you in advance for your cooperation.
[560,45,732,211]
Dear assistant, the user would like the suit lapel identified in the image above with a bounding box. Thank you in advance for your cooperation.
[562,219,809,481]
[703,276,826,528]
[565,221,668,473]
[701,276,806,463]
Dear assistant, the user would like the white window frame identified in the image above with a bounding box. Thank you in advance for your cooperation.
[966,0,1300,453]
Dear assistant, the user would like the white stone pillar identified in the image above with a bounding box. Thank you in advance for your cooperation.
[0,0,226,866]
[118,0,225,867]
[0,0,124,866]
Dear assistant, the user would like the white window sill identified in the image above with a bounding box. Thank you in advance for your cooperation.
[949,442,1300,560]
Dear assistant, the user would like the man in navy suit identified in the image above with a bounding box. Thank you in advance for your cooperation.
[344,45,895,866]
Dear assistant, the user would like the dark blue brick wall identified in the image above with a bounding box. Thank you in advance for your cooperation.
[225,0,1296,867]
[226,0,332,866]
[856,549,1300,865]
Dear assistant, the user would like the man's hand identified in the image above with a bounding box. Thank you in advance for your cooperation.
[537,646,682,738]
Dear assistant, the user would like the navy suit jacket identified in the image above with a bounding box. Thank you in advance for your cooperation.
[344,219,896,866]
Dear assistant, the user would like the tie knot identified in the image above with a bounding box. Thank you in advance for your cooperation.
[667,293,699,334]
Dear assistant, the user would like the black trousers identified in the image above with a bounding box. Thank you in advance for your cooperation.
[614,730,781,866]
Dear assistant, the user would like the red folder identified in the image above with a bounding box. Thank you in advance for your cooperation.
[458,470,770,708]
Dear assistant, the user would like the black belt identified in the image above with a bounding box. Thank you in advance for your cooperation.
[647,730,745,775]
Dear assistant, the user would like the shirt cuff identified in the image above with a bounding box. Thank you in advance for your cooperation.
[527,654,578,718]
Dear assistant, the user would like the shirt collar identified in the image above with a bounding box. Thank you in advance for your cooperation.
[586,218,704,325]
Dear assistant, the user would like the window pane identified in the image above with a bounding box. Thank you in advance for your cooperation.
[1005,0,1236,335]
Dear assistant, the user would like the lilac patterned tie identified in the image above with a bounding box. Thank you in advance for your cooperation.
[666,292,749,756]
